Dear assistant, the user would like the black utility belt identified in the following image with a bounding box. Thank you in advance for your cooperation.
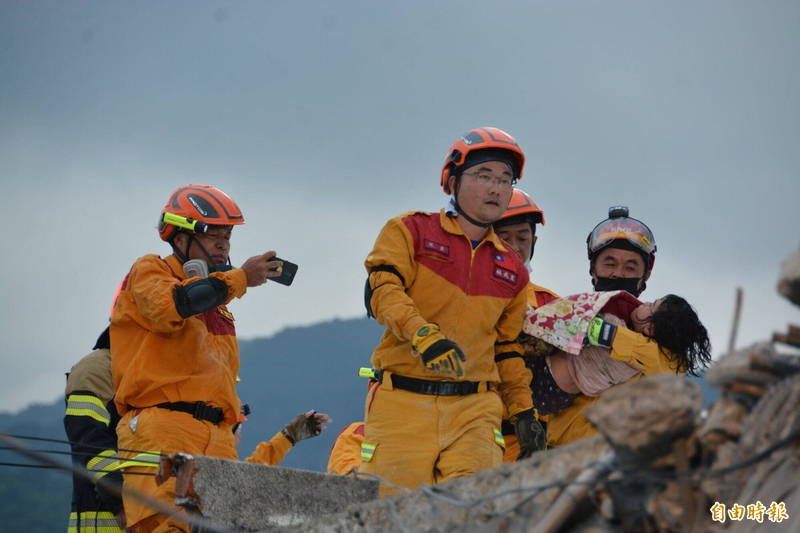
[387,372,489,396]
[152,401,225,425]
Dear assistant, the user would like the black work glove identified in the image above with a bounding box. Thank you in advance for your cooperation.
[412,323,466,377]
[511,409,546,459]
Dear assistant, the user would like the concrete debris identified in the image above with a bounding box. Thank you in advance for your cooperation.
[164,456,378,531]
[584,375,701,469]
[162,371,797,532]
[154,253,800,532]
[705,342,798,392]
[280,358,797,533]
[698,397,748,452]
[293,436,614,533]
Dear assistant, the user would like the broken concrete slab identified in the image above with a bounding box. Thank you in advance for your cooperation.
[156,363,798,533]
[705,342,795,391]
[288,435,612,533]
[585,374,701,468]
[170,456,378,531]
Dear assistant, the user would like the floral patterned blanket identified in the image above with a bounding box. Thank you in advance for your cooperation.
[523,290,641,355]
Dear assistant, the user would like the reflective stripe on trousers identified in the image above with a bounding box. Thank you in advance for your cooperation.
[67,511,123,532]
[493,428,505,447]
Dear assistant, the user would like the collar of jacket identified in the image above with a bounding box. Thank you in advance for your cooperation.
[164,254,188,279]
[437,209,509,253]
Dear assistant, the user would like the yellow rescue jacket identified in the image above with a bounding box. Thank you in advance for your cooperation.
[527,283,559,310]
[244,431,294,466]
[111,254,247,424]
[327,421,366,475]
[365,210,532,416]
[545,326,678,446]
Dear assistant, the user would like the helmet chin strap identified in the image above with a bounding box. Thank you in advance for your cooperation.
[451,175,491,228]
[454,199,492,228]
[172,233,228,269]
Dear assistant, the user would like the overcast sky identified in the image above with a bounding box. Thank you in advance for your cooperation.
[1,1,798,413]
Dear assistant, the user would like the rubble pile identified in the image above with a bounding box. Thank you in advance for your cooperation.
[162,246,800,532]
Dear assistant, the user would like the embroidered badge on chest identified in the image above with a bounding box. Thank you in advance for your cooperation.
[493,265,518,284]
[424,239,450,256]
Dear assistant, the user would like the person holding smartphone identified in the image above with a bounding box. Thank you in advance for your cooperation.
[110,184,284,532]
[361,127,536,495]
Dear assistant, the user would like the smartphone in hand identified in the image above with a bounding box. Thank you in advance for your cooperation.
[270,257,298,286]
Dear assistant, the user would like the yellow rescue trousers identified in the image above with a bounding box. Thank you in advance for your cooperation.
[360,380,504,496]
[117,408,237,532]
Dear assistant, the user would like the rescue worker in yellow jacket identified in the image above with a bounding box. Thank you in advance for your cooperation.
[111,184,286,532]
[361,127,536,495]
[545,206,679,446]
[492,188,559,462]
[328,188,557,474]
[64,328,126,532]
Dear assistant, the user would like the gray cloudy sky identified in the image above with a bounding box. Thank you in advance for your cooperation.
[1,1,799,412]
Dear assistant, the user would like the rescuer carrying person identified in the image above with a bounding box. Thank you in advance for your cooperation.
[544,206,683,446]
[360,127,535,495]
[110,184,287,532]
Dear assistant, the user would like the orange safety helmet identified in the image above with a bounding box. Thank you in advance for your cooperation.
[440,127,525,194]
[497,188,545,226]
[157,184,245,242]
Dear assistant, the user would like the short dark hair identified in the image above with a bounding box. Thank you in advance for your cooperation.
[649,294,712,376]
[493,214,538,235]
